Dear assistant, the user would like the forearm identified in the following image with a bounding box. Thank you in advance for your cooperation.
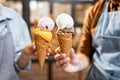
[17,53,30,69]
[16,43,36,69]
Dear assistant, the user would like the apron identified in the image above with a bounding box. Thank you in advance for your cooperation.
[0,19,19,80]
[86,1,120,80]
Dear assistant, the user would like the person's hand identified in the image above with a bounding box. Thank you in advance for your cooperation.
[17,43,36,68]
[22,42,51,60]
[45,44,52,59]
[54,47,81,73]
[22,43,36,60]
[17,43,51,68]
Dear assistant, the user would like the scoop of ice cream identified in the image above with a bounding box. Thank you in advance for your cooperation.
[38,17,55,31]
[58,28,74,34]
[56,13,74,29]
[33,28,52,42]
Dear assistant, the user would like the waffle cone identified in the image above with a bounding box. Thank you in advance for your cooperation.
[57,32,72,57]
[33,33,49,70]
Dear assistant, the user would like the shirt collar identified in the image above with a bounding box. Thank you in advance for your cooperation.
[0,5,13,21]
[111,0,120,7]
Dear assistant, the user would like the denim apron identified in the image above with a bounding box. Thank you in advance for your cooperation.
[0,19,19,80]
[86,1,120,80]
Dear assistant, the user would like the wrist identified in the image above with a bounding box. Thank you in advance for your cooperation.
[64,63,80,73]
[17,53,29,69]
[77,53,90,71]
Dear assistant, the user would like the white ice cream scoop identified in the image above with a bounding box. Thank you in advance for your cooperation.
[56,13,74,29]
[38,17,55,31]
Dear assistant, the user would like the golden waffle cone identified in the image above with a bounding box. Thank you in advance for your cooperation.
[33,33,49,70]
[57,32,72,57]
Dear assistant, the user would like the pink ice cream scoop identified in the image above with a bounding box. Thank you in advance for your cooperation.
[38,17,55,31]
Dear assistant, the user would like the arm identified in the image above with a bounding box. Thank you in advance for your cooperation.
[54,0,106,73]
[17,43,36,69]
[54,5,94,73]
[13,18,36,71]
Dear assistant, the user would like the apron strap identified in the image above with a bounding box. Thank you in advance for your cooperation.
[5,19,11,32]
[103,0,110,12]
[91,0,107,28]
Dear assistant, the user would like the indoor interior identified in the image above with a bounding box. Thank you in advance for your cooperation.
[3,0,98,80]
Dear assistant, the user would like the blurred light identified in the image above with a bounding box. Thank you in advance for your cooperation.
[30,0,37,11]
[38,2,44,8]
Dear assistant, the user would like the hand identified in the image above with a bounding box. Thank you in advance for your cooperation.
[54,47,81,73]
[45,44,52,59]
[22,43,51,60]
[17,43,36,68]
[22,43,37,60]
[17,43,52,69]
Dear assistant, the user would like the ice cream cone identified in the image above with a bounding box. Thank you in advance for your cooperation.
[57,32,72,57]
[55,13,74,57]
[33,33,49,70]
[32,17,55,70]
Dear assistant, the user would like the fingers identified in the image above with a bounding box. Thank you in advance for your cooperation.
[22,43,37,60]
[23,43,36,55]
[57,57,70,68]
[45,52,50,59]
[46,46,51,53]
[46,44,51,59]
[61,62,69,69]
[54,53,70,68]
[55,47,61,54]
[46,47,51,56]
[54,53,66,61]
[28,55,37,60]
[27,43,36,54]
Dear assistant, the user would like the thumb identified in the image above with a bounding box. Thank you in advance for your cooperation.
[70,48,76,60]
[28,43,36,51]
[23,43,36,54]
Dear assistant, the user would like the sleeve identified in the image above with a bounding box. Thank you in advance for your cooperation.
[77,0,104,60]
[14,52,31,72]
[14,59,31,72]
[77,6,94,60]
[13,15,32,72]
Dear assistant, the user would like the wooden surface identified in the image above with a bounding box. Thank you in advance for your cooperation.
[19,62,80,80]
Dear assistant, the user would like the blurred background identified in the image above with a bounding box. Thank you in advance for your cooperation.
[3,0,98,80]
